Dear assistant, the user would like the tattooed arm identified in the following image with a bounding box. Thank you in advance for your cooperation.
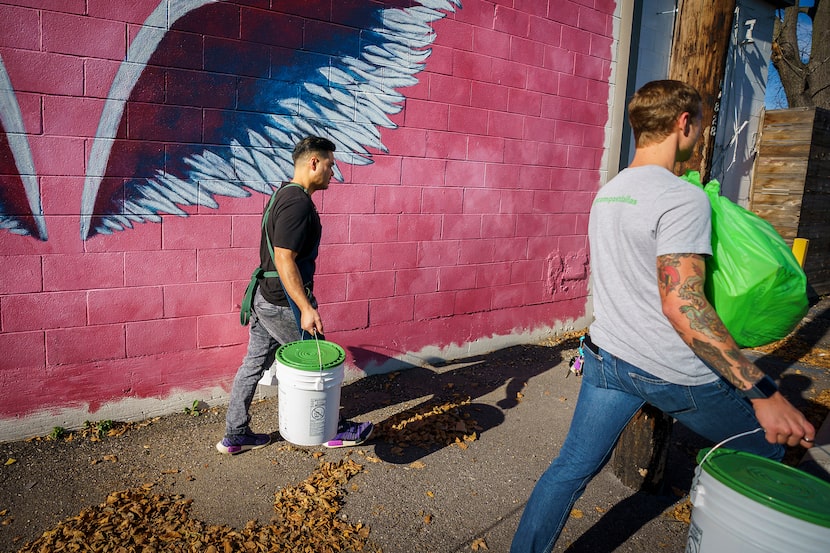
[657,252,815,447]
[656,253,762,388]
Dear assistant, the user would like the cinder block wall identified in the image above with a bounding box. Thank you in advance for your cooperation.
[0,0,613,440]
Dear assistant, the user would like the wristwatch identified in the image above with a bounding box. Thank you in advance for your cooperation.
[742,375,779,399]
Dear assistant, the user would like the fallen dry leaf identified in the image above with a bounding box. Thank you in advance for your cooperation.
[4,458,16,466]
[377,394,481,454]
[570,508,583,519]
[751,335,830,368]
[668,498,692,524]
[16,458,382,553]
[471,537,488,550]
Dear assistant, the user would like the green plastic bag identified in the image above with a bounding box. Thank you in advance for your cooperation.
[680,171,808,348]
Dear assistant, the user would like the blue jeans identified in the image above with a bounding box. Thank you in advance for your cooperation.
[225,289,301,437]
[510,342,783,553]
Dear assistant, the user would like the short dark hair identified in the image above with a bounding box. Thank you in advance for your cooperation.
[628,80,702,147]
[292,136,336,164]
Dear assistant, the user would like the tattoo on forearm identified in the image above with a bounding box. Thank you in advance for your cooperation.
[690,338,763,386]
[691,339,733,381]
[677,273,706,309]
[680,302,731,342]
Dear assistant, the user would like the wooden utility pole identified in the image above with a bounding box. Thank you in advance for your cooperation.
[611,0,736,492]
[669,0,737,183]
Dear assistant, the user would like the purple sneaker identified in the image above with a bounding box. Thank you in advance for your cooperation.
[216,432,271,455]
[324,420,374,448]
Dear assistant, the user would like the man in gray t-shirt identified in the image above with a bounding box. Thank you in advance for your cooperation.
[512,80,815,553]
[589,164,715,385]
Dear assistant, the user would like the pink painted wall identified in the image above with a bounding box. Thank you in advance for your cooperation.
[0,0,612,436]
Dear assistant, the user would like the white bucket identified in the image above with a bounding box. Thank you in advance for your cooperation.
[257,364,277,386]
[686,446,830,553]
[275,339,345,446]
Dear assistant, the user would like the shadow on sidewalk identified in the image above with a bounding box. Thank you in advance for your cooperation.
[339,337,579,463]
[561,490,684,552]
[753,301,830,378]
[750,301,830,468]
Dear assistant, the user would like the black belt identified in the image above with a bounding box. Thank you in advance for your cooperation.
[583,334,599,355]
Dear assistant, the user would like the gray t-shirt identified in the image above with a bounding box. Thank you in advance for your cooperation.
[588,165,716,385]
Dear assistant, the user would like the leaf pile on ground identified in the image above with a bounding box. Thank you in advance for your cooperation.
[376,394,481,455]
[271,458,379,552]
[667,497,693,524]
[753,336,830,368]
[15,458,381,553]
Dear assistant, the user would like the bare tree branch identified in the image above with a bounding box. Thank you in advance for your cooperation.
[771,0,829,109]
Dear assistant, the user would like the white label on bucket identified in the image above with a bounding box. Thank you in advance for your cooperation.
[309,399,326,436]
[686,520,702,553]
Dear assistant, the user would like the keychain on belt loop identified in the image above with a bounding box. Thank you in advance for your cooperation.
[567,335,585,377]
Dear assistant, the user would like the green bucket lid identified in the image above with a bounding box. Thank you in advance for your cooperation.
[697,447,830,527]
[276,339,345,371]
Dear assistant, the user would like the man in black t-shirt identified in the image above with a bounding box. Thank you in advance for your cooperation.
[217,136,373,454]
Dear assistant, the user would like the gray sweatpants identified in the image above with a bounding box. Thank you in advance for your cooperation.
[225,288,300,437]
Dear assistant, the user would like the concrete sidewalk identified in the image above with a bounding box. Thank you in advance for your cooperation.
[793,296,830,479]
[799,414,830,480]
[739,295,830,479]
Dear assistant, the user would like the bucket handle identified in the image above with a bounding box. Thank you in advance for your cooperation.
[697,427,763,471]
[300,330,326,391]
[300,330,325,374]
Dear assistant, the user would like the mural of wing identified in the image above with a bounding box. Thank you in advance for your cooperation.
[0,54,47,240]
[80,0,461,240]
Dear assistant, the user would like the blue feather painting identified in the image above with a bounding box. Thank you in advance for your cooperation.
[77,0,462,240]
[0,55,47,240]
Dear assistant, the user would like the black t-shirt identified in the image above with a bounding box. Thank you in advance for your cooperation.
[258,183,322,306]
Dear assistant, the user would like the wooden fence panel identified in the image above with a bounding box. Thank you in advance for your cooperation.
[751,107,830,295]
